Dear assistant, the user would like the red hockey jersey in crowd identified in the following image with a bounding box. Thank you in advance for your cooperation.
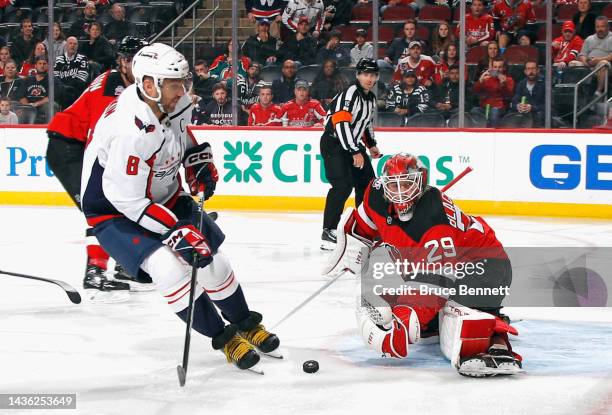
[393,55,436,84]
[47,70,127,145]
[552,35,584,64]
[473,75,515,109]
[456,13,496,44]
[279,99,326,127]
[492,0,536,32]
[248,102,284,126]
[352,183,506,263]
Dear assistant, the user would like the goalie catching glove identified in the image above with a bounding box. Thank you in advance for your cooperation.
[162,220,213,268]
[184,142,218,200]
[322,208,374,277]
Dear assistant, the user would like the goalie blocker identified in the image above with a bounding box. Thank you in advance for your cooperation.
[322,153,522,377]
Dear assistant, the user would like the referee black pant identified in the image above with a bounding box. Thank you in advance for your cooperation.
[320,133,375,231]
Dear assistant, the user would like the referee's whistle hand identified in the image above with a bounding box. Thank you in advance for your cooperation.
[353,153,365,169]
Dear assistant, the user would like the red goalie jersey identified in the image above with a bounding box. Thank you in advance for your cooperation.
[47,70,127,145]
[352,181,506,263]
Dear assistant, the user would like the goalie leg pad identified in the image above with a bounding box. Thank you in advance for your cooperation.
[439,301,496,368]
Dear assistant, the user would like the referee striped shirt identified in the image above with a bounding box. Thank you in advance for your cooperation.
[324,82,377,154]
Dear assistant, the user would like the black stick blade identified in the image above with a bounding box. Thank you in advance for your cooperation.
[177,365,186,387]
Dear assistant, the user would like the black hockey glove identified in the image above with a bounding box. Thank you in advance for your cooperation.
[184,142,218,200]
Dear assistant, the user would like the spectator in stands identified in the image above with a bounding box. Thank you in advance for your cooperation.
[246,0,285,38]
[472,57,515,127]
[281,16,318,65]
[0,46,11,76]
[310,59,347,109]
[393,41,436,87]
[193,82,233,126]
[81,22,117,72]
[457,0,495,48]
[193,60,216,106]
[430,22,455,59]
[321,0,353,32]
[272,59,297,103]
[210,39,251,85]
[316,30,351,67]
[238,62,262,118]
[475,41,501,81]
[380,0,418,13]
[511,59,544,127]
[572,0,596,41]
[385,20,422,65]
[43,23,67,61]
[0,60,23,101]
[17,55,52,123]
[386,70,432,125]
[432,64,460,120]
[350,28,373,67]
[553,21,583,80]
[242,18,278,66]
[0,97,18,125]
[492,0,536,52]
[19,42,47,78]
[434,43,459,85]
[518,33,534,46]
[104,4,134,45]
[11,18,37,68]
[578,16,612,97]
[54,36,89,108]
[76,0,111,6]
[70,1,98,40]
[279,79,326,126]
[282,0,324,39]
[248,84,283,126]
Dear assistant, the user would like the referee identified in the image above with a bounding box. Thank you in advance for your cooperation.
[320,58,381,250]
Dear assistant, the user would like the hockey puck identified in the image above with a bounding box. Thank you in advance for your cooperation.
[303,360,319,373]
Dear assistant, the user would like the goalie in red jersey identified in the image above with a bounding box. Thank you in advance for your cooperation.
[323,153,522,377]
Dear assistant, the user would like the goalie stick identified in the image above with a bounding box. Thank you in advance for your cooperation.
[271,165,474,329]
[0,270,82,304]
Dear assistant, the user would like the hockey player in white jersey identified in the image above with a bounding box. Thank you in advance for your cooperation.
[81,43,280,371]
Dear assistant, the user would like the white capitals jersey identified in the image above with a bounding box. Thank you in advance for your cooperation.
[81,84,194,235]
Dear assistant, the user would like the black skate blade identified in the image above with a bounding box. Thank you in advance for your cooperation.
[261,349,283,359]
[177,365,186,386]
[247,366,264,375]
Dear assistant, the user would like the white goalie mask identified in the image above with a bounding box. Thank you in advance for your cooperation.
[131,43,192,113]
[381,153,428,222]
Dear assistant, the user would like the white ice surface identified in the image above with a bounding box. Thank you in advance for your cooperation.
[1,207,611,415]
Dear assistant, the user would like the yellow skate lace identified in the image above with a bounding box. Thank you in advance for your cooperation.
[241,324,270,347]
[224,335,253,364]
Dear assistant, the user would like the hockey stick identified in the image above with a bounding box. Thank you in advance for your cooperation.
[0,270,81,304]
[271,166,474,330]
[177,193,205,387]
[271,270,346,330]
[441,166,473,192]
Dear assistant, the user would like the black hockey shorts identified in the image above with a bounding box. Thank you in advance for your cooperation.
[46,135,85,209]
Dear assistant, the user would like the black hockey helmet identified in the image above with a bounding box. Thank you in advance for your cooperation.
[117,36,149,58]
[356,58,379,74]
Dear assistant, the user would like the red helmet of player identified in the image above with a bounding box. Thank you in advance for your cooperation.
[381,153,428,221]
